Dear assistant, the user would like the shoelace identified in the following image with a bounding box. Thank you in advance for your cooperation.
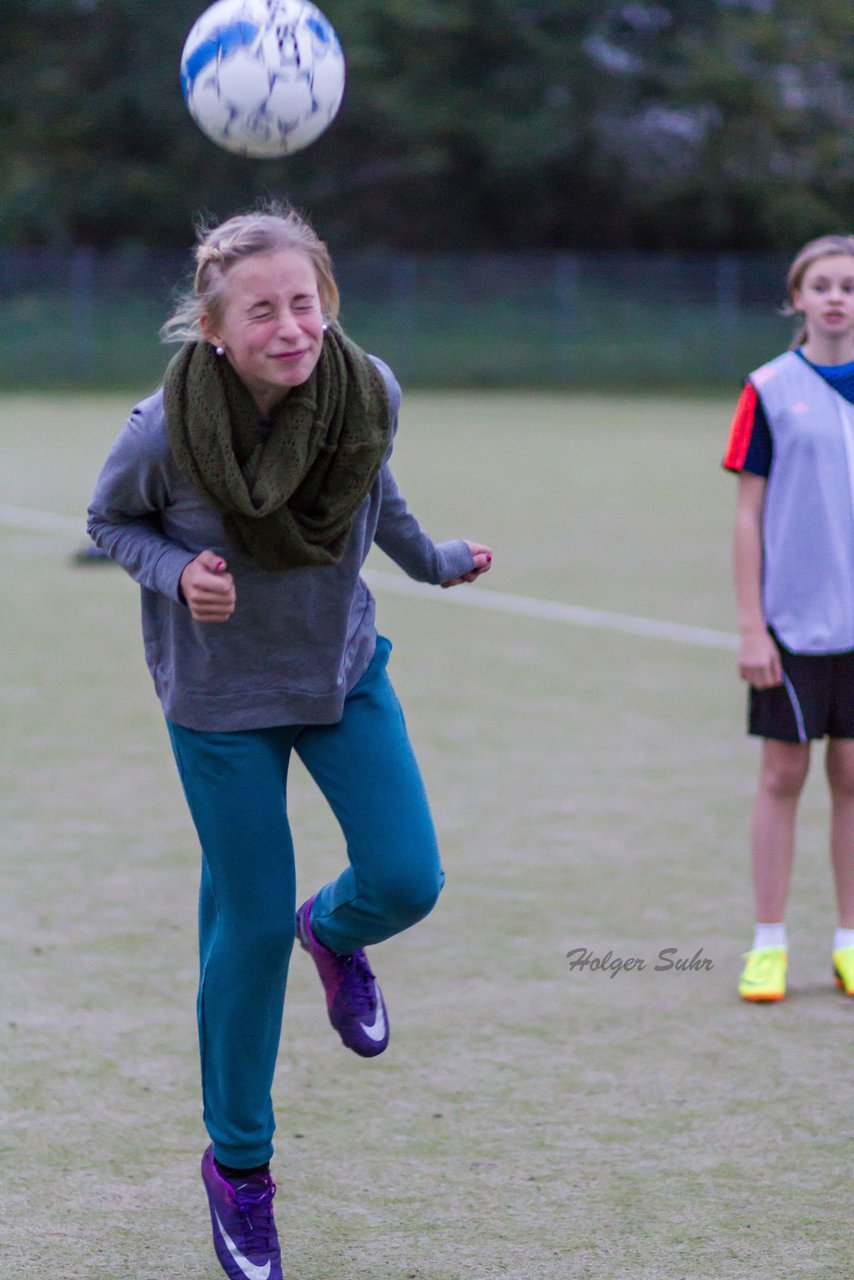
[232,1178,277,1251]
[338,950,377,1016]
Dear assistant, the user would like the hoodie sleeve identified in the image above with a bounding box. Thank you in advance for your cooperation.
[86,395,196,601]
[373,464,474,584]
[367,355,474,584]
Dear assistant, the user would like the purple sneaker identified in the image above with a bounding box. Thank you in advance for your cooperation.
[201,1146,282,1280]
[295,896,389,1057]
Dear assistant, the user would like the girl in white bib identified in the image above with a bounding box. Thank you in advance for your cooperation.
[724,234,854,1002]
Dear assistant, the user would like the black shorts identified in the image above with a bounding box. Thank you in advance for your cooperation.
[749,633,854,742]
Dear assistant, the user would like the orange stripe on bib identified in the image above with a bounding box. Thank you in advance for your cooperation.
[723,383,759,471]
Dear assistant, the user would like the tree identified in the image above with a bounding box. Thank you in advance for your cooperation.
[1,0,852,250]
[574,0,854,247]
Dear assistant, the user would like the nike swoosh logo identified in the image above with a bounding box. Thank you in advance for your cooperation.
[214,1210,271,1280]
[741,969,783,989]
[360,983,387,1041]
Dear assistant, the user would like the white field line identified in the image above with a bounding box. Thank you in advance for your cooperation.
[0,503,84,534]
[363,570,738,651]
[0,503,738,652]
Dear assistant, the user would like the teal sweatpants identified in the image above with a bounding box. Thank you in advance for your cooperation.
[166,638,444,1168]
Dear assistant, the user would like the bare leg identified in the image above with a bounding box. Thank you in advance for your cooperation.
[825,738,854,928]
[751,739,810,922]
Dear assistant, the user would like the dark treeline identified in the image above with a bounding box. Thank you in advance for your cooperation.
[2,0,853,251]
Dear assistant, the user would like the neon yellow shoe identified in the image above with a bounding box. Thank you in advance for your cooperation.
[833,945,854,995]
[738,947,787,1002]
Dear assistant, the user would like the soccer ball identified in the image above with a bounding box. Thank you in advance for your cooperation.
[180,0,346,159]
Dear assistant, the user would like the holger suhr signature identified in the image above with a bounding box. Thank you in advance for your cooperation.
[565,946,714,978]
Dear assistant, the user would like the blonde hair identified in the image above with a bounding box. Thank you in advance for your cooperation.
[161,201,340,343]
[784,234,854,349]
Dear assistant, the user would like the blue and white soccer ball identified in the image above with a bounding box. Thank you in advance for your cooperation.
[180,0,345,158]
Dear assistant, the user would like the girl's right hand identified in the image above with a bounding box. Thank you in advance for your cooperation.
[738,629,783,689]
[180,550,236,622]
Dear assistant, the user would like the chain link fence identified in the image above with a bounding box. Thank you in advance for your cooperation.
[0,248,795,391]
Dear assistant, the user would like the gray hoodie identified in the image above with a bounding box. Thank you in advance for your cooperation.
[87,358,473,731]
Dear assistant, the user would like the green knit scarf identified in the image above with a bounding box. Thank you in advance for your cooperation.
[163,325,391,570]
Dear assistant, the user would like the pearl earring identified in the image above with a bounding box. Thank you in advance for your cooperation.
[215,345,225,357]
[321,322,329,332]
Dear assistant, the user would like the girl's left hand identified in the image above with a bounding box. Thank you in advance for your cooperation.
[441,541,493,588]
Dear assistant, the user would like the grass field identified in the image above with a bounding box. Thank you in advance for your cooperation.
[1,391,850,1280]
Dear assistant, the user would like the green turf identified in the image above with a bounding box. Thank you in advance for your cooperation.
[0,392,849,1279]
